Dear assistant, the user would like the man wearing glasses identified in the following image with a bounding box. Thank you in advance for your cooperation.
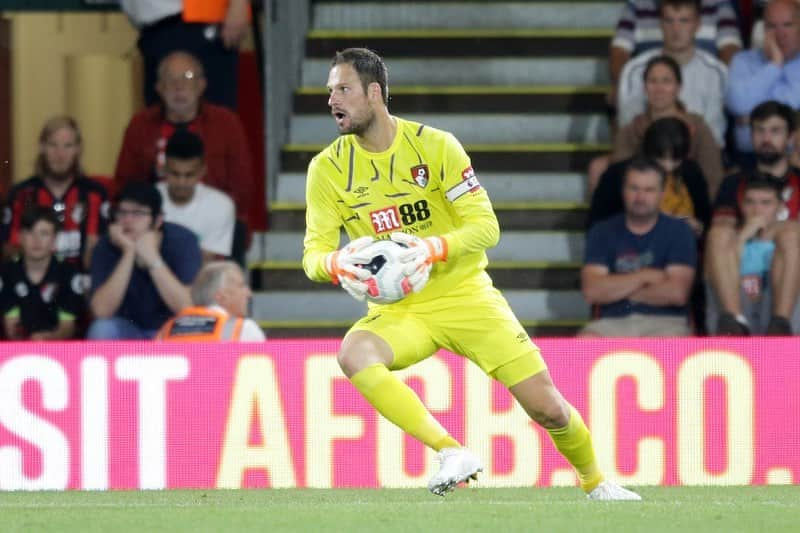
[87,182,201,339]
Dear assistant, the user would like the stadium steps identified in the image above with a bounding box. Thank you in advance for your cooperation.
[256,0,622,337]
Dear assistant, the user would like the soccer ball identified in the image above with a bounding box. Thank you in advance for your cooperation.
[357,239,413,304]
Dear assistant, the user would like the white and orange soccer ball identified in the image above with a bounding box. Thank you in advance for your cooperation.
[357,239,414,304]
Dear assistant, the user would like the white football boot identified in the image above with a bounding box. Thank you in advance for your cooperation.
[427,447,483,496]
[587,480,642,501]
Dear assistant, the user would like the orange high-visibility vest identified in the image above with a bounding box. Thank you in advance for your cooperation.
[183,0,250,23]
[157,306,244,341]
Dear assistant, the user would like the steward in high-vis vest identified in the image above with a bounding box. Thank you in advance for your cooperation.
[157,260,265,342]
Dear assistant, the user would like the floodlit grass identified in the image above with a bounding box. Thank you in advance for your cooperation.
[0,486,798,532]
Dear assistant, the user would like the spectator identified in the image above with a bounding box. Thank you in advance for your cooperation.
[607,55,723,195]
[707,176,800,333]
[157,260,265,341]
[0,207,85,340]
[609,0,740,110]
[118,0,249,109]
[705,100,800,334]
[580,157,697,337]
[114,50,255,236]
[87,182,201,339]
[589,117,712,236]
[726,0,800,155]
[157,129,236,263]
[3,116,108,271]
[617,1,728,146]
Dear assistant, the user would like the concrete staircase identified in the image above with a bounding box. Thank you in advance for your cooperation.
[252,0,623,337]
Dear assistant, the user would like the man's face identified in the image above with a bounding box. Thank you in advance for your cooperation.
[327,63,377,135]
[20,220,57,261]
[115,200,158,240]
[41,126,80,180]
[742,188,783,224]
[218,267,252,317]
[660,4,700,54]
[751,116,792,165]
[164,157,204,205]
[156,55,207,119]
[765,0,800,58]
[623,169,664,221]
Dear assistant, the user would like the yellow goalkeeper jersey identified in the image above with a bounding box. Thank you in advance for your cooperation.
[303,117,500,305]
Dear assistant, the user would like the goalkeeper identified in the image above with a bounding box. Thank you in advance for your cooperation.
[302,47,640,500]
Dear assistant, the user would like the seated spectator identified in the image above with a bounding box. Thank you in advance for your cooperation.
[157,260,265,341]
[114,50,255,236]
[589,117,713,237]
[2,116,108,270]
[579,157,697,337]
[609,0,740,112]
[590,55,724,195]
[617,1,728,147]
[705,100,800,334]
[707,176,800,334]
[158,129,236,263]
[0,207,85,340]
[88,182,201,339]
[726,0,800,156]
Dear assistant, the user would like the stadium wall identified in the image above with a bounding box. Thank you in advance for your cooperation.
[0,338,796,490]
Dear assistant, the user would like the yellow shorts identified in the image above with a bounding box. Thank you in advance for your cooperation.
[347,285,547,387]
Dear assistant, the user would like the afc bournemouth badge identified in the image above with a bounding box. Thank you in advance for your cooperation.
[411,164,429,188]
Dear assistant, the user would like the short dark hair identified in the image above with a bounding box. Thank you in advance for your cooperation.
[115,182,162,218]
[166,129,205,161]
[659,0,701,16]
[21,205,60,232]
[642,117,691,161]
[643,55,683,86]
[331,48,389,105]
[743,173,784,199]
[625,156,667,188]
[750,100,796,131]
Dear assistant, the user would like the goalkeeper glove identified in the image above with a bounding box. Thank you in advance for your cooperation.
[324,236,374,301]
[390,232,447,292]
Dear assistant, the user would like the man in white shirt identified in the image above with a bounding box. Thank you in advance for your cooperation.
[157,129,236,263]
[617,0,728,146]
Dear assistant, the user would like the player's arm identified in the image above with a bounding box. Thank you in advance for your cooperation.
[302,157,374,300]
[581,264,664,304]
[627,264,695,306]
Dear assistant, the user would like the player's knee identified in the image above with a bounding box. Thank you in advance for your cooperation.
[531,399,570,429]
[338,330,394,377]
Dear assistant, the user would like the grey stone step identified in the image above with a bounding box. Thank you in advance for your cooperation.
[289,113,609,145]
[269,203,588,231]
[252,289,589,322]
[252,263,581,291]
[275,172,587,203]
[260,231,585,263]
[312,2,622,30]
[302,58,610,87]
[294,87,608,113]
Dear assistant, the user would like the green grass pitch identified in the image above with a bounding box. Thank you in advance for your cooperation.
[0,486,798,532]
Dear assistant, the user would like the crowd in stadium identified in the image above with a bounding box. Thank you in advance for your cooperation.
[0,0,798,340]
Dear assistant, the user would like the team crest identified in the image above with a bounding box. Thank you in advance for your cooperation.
[411,165,429,188]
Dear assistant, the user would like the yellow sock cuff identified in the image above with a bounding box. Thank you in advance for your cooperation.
[350,363,391,394]
[547,406,604,493]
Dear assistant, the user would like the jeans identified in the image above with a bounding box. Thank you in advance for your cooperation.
[87,317,158,340]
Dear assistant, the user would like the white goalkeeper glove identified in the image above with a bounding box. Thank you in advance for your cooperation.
[324,236,374,302]
[390,232,447,293]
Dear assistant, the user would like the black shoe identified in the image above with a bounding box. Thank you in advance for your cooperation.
[766,315,793,336]
[716,313,750,336]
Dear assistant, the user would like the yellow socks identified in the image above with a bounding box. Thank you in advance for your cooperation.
[547,405,604,493]
[350,364,460,451]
